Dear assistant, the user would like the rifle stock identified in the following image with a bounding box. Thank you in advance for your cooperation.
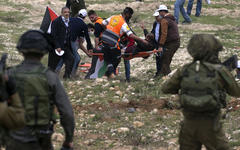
[0,53,8,102]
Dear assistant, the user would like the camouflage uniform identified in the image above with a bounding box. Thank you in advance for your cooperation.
[0,77,25,129]
[0,77,25,147]
[6,30,75,150]
[162,34,240,150]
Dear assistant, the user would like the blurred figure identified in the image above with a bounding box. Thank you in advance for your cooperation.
[174,0,192,24]
[187,0,202,17]
[7,30,75,150]
[162,34,240,150]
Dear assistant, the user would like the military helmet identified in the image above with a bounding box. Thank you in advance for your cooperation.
[187,34,223,60]
[17,30,53,54]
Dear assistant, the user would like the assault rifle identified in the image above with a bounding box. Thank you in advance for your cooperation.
[0,53,8,102]
[0,53,8,73]
[222,55,238,71]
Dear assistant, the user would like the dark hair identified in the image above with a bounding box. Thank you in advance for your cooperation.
[88,10,96,16]
[61,6,69,13]
[87,23,95,29]
[123,7,134,15]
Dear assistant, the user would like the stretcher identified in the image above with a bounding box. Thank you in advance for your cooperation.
[89,49,162,60]
[78,63,91,72]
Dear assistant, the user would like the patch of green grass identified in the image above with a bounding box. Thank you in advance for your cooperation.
[0,11,25,23]
[95,10,121,19]
[191,15,240,26]
[87,0,132,4]
[4,0,33,9]
[204,3,238,9]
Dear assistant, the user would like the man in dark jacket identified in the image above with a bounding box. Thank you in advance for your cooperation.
[162,34,239,150]
[69,9,93,76]
[7,30,75,150]
[141,10,163,77]
[49,7,74,79]
[158,5,180,77]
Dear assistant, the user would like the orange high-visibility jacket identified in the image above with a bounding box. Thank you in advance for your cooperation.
[106,15,125,36]
[94,17,103,25]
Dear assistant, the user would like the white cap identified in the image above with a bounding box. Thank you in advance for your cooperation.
[158,5,168,12]
[153,11,159,17]
[78,9,87,17]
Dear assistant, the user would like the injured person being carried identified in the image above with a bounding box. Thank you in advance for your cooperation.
[121,31,155,56]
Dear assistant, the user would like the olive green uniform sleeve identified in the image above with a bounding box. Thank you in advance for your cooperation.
[219,67,240,97]
[0,93,25,129]
[161,68,183,94]
[46,71,75,143]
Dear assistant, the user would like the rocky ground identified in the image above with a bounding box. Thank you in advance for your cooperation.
[1,0,240,149]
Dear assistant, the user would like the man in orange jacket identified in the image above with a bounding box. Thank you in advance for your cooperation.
[102,7,147,78]
[88,10,104,49]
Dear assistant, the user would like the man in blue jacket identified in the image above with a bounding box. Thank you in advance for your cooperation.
[69,9,93,76]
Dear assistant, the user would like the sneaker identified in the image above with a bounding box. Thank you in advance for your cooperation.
[182,20,192,25]
[125,78,131,83]
[108,73,115,79]
[205,0,211,4]
[154,72,163,79]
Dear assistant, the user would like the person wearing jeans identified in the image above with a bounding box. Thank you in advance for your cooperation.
[174,0,192,24]
[71,39,81,75]
[69,9,93,76]
[187,0,202,17]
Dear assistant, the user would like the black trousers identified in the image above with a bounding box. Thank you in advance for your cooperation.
[159,39,180,75]
[102,45,121,75]
[48,47,74,79]
[6,134,53,150]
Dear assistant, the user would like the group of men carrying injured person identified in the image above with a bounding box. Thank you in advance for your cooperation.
[49,4,180,82]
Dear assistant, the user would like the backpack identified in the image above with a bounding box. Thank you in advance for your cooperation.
[101,29,122,49]
[180,61,225,113]
[11,65,54,126]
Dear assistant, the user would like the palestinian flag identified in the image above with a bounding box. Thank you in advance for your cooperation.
[85,52,108,79]
[40,6,58,33]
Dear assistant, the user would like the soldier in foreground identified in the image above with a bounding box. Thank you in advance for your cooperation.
[0,54,25,148]
[162,34,240,150]
[6,30,75,150]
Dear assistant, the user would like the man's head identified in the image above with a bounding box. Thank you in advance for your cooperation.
[187,34,223,62]
[88,10,98,23]
[61,7,70,19]
[17,30,53,58]
[78,9,87,19]
[153,10,162,22]
[122,7,134,22]
[146,33,154,42]
[158,5,168,17]
[87,23,95,33]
